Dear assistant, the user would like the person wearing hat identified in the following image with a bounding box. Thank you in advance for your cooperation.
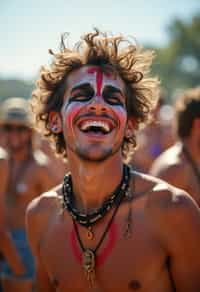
[0,97,57,292]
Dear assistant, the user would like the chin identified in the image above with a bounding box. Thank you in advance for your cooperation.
[76,147,114,162]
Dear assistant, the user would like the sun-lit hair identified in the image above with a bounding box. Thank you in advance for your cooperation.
[175,87,200,139]
[31,29,159,160]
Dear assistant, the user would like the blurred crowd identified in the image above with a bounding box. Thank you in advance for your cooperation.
[0,97,68,291]
[0,85,199,291]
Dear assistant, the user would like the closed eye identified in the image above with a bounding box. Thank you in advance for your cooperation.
[68,85,94,103]
[69,92,92,103]
[105,95,124,106]
[103,86,125,107]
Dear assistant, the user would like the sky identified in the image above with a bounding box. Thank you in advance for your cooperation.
[0,0,200,80]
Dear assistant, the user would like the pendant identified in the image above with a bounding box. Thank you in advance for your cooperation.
[87,227,94,240]
[83,249,96,287]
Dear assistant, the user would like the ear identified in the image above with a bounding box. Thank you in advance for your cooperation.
[125,118,136,138]
[48,112,62,133]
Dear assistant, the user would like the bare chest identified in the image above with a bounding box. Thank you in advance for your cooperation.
[40,211,173,292]
[6,163,42,204]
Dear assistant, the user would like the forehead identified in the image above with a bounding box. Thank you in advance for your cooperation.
[65,65,125,92]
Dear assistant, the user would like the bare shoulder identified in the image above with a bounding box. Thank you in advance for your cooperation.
[140,173,200,241]
[0,149,8,181]
[27,184,61,211]
[26,185,62,254]
[146,175,197,213]
[32,150,51,173]
[0,147,8,171]
[150,143,183,176]
[26,184,62,223]
[33,149,50,166]
[0,147,8,160]
[32,150,59,186]
[132,170,200,224]
[149,145,188,188]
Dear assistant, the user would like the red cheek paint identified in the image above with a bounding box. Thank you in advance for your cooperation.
[70,222,118,267]
[64,103,82,133]
[87,67,104,96]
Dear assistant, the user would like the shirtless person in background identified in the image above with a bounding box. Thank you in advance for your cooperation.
[0,146,30,291]
[150,87,200,205]
[35,135,69,184]
[0,146,8,231]
[26,30,200,292]
[0,97,57,292]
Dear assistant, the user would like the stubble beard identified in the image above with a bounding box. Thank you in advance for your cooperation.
[68,142,122,162]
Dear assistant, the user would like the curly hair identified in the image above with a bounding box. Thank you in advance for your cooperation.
[31,29,159,160]
[175,87,200,139]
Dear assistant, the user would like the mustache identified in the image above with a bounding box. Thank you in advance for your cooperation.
[74,112,116,124]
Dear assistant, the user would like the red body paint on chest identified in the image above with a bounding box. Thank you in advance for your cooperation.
[87,67,104,96]
[70,222,117,267]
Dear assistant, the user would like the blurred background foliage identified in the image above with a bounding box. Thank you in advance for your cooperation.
[0,12,199,103]
[0,79,34,101]
[151,12,200,100]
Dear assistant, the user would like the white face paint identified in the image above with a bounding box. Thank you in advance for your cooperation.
[61,65,128,162]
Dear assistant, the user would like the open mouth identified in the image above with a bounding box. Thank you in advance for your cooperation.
[78,120,113,135]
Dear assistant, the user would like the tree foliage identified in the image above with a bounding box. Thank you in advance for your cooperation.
[0,79,34,102]
[152,13,200,100]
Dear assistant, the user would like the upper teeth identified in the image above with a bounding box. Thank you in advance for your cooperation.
[80,120,110,132]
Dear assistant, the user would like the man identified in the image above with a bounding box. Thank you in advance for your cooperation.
[150,87,200,205]
[0,97,57,292]
[26,30,200,291]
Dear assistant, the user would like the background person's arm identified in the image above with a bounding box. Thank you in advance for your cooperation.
[26,195,54,292]
[0,158,25,275]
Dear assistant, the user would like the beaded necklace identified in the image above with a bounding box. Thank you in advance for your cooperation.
[62,164,131,287]
[62,164,130,228]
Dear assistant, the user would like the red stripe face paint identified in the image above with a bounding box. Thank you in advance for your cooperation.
[62,100,83,143]
[60,65,129,160]
[87,67,104,96]
[70,222,118,267]
[61,67,103,139]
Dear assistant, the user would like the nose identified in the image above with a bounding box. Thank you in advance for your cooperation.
[88,95,107,114]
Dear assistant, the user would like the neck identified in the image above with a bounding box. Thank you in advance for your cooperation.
[182,138,200,165]
[67,152,124,213]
